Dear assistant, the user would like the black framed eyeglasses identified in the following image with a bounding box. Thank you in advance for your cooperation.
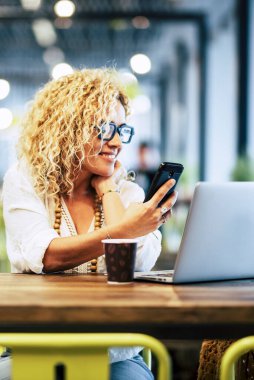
[97,122,135,144]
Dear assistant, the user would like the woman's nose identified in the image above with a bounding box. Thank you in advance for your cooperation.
[108,131,122,147]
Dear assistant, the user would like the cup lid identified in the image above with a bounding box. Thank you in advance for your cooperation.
[101,239,139,244]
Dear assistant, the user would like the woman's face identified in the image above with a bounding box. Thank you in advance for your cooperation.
[82,101,125,177]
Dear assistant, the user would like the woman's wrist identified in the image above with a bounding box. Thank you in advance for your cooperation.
[100,188,120,199]
[105,222,132,239]
[97,180,119,198]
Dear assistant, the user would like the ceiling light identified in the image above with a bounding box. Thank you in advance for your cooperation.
[54,0,76,18]
[131,95,151,114]
[132,16,150,29]
[20,0,41,10]
[32,19,57,47]
[43,47,65,66]
[119,71,138,85]
[0,108,13,130]
[130,54,151,75]
[51,63,74,79]
[0,79,10,100]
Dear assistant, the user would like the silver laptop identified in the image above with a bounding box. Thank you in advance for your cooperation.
[134,182,254,284]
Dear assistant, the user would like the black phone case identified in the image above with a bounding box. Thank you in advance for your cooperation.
[144,162,184,206]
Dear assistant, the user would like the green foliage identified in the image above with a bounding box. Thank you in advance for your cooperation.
[124,82,141,99]
[231,156,254,181]
[179,163,198,188]
[0,202,10,272]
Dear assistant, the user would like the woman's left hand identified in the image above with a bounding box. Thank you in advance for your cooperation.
[91,160,125,196]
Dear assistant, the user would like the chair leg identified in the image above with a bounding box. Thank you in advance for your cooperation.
[142,348,152,369]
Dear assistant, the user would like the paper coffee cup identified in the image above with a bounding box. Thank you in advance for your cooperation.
[102,239,138,284]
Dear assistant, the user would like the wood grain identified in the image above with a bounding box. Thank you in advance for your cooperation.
[1,274,254,329]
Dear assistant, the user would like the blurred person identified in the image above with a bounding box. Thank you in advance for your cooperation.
[1,68,177,380]
[134,141,160,194]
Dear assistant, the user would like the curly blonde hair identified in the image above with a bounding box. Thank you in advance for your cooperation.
[18,68,130,199]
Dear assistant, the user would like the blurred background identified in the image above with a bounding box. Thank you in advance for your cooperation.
[1,0,254,274]
[1,1,254,378]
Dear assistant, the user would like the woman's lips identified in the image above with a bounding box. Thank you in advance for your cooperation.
[99,152,116,162]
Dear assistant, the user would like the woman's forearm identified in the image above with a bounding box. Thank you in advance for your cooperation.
[43,193,127,273]
[102,191,126,225]
[43,223,128,273]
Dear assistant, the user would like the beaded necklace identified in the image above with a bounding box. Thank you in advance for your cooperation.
[53,193,103,273]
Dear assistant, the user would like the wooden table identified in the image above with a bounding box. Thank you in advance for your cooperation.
[1,273,254,339]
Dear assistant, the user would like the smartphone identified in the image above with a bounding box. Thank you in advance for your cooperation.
[144,162,184,206]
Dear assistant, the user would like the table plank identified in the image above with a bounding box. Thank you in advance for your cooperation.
[1,274,254,328]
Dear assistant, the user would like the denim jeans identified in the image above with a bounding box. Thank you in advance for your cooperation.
[0,357,10,380]
[0,355,154,380]
[111,355,154,380]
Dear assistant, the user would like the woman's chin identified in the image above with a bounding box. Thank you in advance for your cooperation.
[103,169,115,177]
[96,166,114,177]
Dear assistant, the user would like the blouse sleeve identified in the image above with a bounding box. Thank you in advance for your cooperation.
[2,164,59,274]
[119,180,162,271]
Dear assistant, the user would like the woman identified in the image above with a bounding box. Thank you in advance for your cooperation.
[2,68,177,380]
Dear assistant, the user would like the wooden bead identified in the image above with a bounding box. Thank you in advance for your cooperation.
[52,193,106,272]
[53,194,62,236]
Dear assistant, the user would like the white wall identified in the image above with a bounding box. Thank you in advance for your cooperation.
[248,0,254,158]
[205,21,238,181]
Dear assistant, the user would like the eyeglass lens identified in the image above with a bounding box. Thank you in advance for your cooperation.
[101,123,133,143]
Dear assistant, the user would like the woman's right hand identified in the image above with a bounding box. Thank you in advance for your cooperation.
[117,179,178,238]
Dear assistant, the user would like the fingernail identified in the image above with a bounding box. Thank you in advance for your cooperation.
[171,179,176,185]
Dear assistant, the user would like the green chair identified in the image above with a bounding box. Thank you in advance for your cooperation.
[0,332,171,380]
[220,336,254,380]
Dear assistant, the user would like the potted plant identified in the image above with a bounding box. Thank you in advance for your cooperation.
[231,155,254,181]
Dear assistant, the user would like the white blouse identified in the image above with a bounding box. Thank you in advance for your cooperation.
[2,162,162,363]
[2,162,161,274]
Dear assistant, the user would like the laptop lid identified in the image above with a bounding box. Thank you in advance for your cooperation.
[173,182,254,283]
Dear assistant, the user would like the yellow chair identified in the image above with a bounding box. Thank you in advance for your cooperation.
[220,336,254,380]
[0,345,5,356]
[0,332,171,380]
[142,346,152,369]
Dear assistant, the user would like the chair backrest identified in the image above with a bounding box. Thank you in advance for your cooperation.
[0,332,171,380]
[220,336,254,380]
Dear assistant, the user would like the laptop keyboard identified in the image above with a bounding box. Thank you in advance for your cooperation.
[154,272,173,278]
[135,270,174,278]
